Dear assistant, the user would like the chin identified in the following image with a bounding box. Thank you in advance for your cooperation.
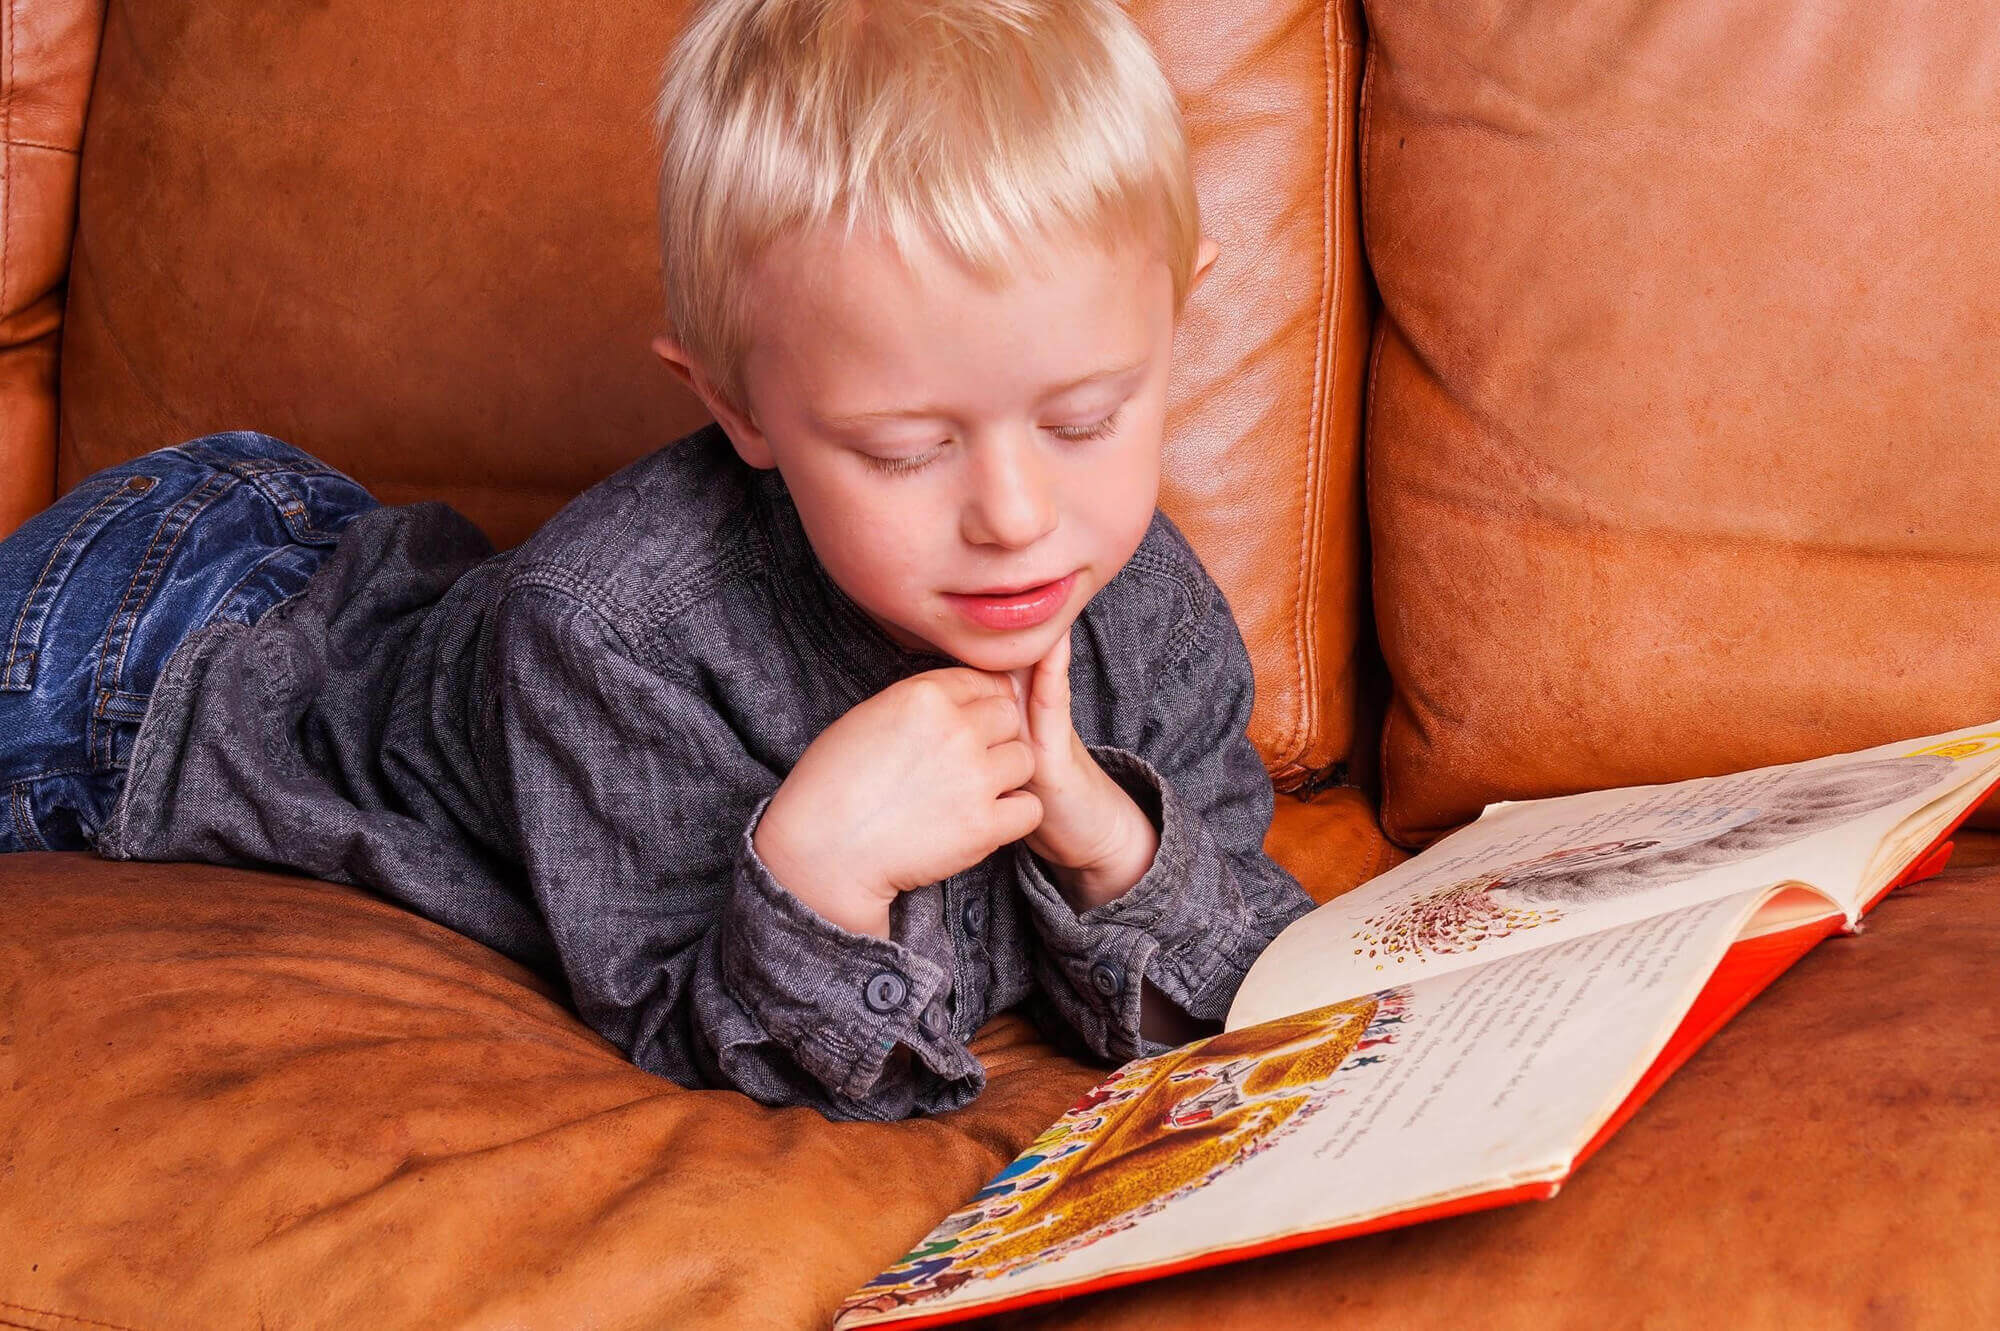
[945,640,1044,672]
[940,622,1072,673]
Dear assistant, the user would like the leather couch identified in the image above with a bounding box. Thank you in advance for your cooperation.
[3,0,1995,1326]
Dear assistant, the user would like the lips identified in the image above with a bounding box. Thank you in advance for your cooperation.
[941,571,1078,631]
[958,576,1065,597]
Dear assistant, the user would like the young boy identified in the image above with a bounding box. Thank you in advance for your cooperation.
[0,0,1315,1121]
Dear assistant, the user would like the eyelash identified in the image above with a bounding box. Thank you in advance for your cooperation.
[866,406,1125,476]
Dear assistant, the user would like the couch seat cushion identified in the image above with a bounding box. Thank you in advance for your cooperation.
[7,831,1987,1328]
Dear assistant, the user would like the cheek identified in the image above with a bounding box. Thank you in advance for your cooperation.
[802,483,941,594]
[1070,433,1163,558]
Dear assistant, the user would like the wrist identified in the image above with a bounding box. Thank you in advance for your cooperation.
[1044,779,1159,911]
[752,799,895,937]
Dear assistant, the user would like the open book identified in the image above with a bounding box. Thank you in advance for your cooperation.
[835,719,2000,1328]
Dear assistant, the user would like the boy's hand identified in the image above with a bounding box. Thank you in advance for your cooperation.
[1016,635,1199,1047]
[1014,633,1161,912]
[754,669,1043,938]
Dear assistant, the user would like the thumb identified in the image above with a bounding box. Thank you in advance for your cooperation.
[1025,630,1074,754]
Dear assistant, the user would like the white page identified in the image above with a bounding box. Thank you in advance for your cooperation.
[839,891,1770,1328]
[1228,721,2000,1032]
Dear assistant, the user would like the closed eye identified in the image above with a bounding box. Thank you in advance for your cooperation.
[862,404,1125,476]
[1047,406,1123,442]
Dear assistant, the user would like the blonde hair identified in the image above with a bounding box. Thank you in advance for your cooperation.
[653,0,1202,418]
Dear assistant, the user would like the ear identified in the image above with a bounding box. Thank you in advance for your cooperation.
[650,332,779,470]
[1187,234,1221,296]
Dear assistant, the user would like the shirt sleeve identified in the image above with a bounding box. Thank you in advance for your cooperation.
[1011,581,1317,1063]
[479,582,984,1121]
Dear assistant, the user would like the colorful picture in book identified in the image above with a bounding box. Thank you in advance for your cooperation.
[1905,733,2000,762]
[1354,753,1957,967]
[838,989,1414,1319]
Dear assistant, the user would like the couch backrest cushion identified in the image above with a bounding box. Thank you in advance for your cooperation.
[1362,0,2000,844]
[0,0,104,538]
[57,0,1372,788]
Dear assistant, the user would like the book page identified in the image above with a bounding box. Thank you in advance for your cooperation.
[1227,721,2000,1032]
[838,890,1772,1328]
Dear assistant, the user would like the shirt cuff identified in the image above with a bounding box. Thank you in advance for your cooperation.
[1012,746,1262,1060]
[717,796,981,1109]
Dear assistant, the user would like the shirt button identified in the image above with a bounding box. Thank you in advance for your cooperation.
[1089,961,1123,997]
[920,1001,948,1037]
[961,896,987,933]
[864,970,909,1013]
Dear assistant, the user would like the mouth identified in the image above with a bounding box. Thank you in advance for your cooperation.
[940,571,1079,631]
[955,575,1068,597]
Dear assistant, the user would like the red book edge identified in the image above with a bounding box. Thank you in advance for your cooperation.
[860,774,1996,1330]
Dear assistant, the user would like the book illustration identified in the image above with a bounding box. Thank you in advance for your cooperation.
[842,989,1413,1318]
[1352,754,1954,969]
[1906,732,2000,761]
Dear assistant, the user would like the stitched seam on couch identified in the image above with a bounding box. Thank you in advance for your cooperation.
[0,1298,149,1331]
[1303,0,1342,776]
[3,0,16,315]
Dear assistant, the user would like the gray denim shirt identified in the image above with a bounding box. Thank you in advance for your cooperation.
[99,424,1315,1121]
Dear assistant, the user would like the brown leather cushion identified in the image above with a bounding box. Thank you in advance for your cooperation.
[1361,0,2000,844]
[6,837,1994,1329]
[56,0,1372,789]
[0,790,1373,1330]
[0,0,102,538]
[0,854,1104,1329]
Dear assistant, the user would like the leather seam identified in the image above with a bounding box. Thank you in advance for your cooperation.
[1317,2,1356,778]
[1,135,75,154]
[1288,0,1337,781]
[0,1299,147,1331]
[3,0,16,316]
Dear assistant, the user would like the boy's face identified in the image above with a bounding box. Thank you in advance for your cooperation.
[657,222,1219,673]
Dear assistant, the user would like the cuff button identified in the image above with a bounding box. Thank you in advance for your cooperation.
[865,970,909,1013]
[1089,961,1123,997]
[920,1001,948,1036]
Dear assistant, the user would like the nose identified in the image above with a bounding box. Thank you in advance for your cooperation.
[960,433,1058,550]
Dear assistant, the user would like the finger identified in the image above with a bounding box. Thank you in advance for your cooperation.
[919,666,1018,706]
[962,693,1025,746]
[985,738,1037,792]
[1026,632,1075,752]
[991,789,1044,844]
[1006,667,1033,739]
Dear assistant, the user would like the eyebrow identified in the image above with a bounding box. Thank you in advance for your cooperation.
[812,358,1147,432]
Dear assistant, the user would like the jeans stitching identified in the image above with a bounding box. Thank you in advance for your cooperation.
[171,438,357,543]
[89,474,236,767]
[11,780,50,852]
[2,478,149,691]
[95,688,150,722]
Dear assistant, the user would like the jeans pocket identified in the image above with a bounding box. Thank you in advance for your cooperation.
[211,540,340,626]
[3,768,125,852]
[1,473,161,694]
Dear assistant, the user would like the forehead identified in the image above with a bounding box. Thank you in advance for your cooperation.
[741,222,1172,420]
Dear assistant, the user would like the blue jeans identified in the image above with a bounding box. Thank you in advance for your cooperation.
[0,432,377,852]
